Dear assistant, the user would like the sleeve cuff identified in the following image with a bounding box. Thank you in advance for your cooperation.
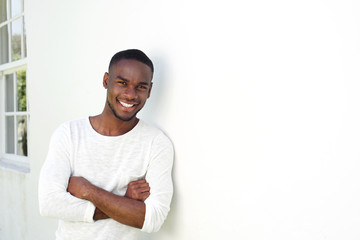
[141,198,152,232]
[83,201,96,223]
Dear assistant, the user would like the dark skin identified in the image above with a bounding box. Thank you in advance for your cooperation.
[68,178,150,227]
[67,59,153,228]
[93,179,151,220]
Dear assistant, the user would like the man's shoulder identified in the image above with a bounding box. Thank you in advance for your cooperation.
[52,117,89,136]
[138,120,161,133]
[138,120,173,146]
[138,120,166,137]
[67,117,89,129]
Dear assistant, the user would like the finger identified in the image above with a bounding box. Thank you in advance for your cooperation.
[129,179,147,185]
[137,186,150,193]
[131,186,150,194]
[128,182,149,189]
[140,192,150,201]
[135,182,149,188]
[128,184,150,192]
[129,179,147,184]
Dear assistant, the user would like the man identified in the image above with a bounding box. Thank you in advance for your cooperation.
[38,49,174,240]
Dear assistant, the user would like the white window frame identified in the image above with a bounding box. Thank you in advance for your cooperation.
[0,63,29,173]
[0,0,29,173]
[0,0,27,63]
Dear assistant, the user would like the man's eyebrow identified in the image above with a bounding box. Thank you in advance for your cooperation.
[116,75,129,82]
[139,81,150,86]
[115,75,150,85]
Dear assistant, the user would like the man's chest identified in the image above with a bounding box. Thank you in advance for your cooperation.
[70,138,151,195]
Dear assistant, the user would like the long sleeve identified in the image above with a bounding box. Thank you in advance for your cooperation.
[38,123,95,223]
[141,133,174,233]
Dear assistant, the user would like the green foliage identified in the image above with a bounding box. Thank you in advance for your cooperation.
[17,70,26,111]
[16,70,27,156]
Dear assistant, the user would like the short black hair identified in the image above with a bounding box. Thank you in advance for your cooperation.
[108,49,154,73]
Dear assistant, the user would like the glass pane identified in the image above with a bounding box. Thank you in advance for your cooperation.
[5,116,15,154]
[5,73,14,112]
[23,16,26,57]
[0,0,7,23]
[11,18,21,61]
[17,70,26,111]
[16,115,27,156]
[0,25,9,64]
[11,0,22,17]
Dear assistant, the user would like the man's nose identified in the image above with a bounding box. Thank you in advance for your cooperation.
[123,86,137,99]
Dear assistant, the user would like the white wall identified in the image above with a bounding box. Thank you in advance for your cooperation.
[0,170,27,240]
[17,0,360,239]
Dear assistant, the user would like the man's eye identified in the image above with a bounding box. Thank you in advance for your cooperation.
[138,85,147,90]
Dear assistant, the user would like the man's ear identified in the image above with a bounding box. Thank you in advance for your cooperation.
[147,82,153,98]
[103,72,109,89]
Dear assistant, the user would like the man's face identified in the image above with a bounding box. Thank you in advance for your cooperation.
[104,59,153,122]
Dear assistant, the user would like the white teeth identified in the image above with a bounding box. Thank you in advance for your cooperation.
[119,101,134,108]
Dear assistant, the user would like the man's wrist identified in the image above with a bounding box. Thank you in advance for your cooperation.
[83,182,97,201]
[93,207,109,220]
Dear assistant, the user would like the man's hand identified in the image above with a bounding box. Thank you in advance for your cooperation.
[67,176,93,200]
[67,177,149,227]
[125,179,150,202]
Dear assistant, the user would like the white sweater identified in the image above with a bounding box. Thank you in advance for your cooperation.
[38,118,174,240]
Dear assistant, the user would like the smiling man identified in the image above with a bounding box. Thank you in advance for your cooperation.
[38,49,174,240]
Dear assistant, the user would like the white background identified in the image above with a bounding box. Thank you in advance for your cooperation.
[4,0,359,239]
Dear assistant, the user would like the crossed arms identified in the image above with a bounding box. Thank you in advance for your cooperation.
[67,177,150,228]
[38,123,174,233]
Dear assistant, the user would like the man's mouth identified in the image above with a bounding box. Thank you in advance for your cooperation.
[118,99,135,108]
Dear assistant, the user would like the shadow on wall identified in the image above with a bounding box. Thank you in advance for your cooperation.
[139,152,179,240]
[139,55,170,127]
[139,55,179,239]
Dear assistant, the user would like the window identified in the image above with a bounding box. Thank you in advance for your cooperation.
[4,70,28,156]
[0,0,27,64]
[0,0,28,172]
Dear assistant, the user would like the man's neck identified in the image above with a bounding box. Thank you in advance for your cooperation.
[89,113,139,136]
